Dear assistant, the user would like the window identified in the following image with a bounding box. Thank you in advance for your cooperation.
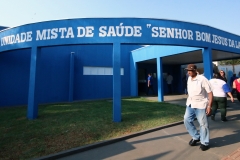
[83,66,124,75]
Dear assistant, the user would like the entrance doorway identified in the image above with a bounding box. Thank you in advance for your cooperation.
[138,68,146,95]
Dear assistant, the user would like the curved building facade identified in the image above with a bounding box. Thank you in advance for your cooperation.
[1,18,240,121]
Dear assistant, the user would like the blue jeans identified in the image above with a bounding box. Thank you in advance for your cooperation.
[184,105,209,146]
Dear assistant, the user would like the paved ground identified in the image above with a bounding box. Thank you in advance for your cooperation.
[37,95,240,160]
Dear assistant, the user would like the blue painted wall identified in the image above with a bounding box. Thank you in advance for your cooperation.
[121,45,141,96]
[37,46,71,104]
[0,49,31,106]
[74,44,113,100]
[74,44,140,100]
[0,44,140,107]
[37,44,120,103]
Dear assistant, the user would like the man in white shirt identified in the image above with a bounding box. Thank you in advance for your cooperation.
[184,64,213,151]
[166,73,173,94]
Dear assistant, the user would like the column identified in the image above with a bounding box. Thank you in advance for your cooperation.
[202,47,213,80]
[69,52,75,102]
[157,57,164,102]
[113,43,121,122]
[27,46,40,120]
[130,55,137,96]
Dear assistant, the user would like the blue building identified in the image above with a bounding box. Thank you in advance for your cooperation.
[1,18,240,121]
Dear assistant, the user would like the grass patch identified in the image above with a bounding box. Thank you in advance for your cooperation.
[0,97,185,160]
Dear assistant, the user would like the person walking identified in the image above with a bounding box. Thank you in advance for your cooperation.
[219,70,230,108]
[146,73,154,96]
[233,77,240,102]
[209,73,234,122]
[184,64,213,151]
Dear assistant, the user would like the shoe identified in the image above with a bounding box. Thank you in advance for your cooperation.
[221,118,228,122]
[189,139,200,146]
[200,144,209,151]
[211,115,215,121]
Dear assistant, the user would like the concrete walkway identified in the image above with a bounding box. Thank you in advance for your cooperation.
[37,95,240,160]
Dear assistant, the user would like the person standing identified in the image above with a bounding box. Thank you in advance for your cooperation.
[219,70,227,83]
[231,74,238,94]
[184,64,213,151]
[219,70,229,108]
[166,72,173,94]
[209,73,234,122]
[146,73,154,95]
[233,77,240,102]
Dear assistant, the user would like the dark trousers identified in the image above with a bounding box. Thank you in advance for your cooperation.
[147,85,154,95]
[237,90,240,102]
[231,88,236,95]
[167,84,172,94]
[212,96,227,120]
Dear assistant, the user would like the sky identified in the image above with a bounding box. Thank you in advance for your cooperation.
[1,0,240,35]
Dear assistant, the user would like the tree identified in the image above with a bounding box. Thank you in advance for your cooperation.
[219,59,240,73]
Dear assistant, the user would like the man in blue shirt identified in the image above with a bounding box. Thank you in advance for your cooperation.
[146,73,154,96]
